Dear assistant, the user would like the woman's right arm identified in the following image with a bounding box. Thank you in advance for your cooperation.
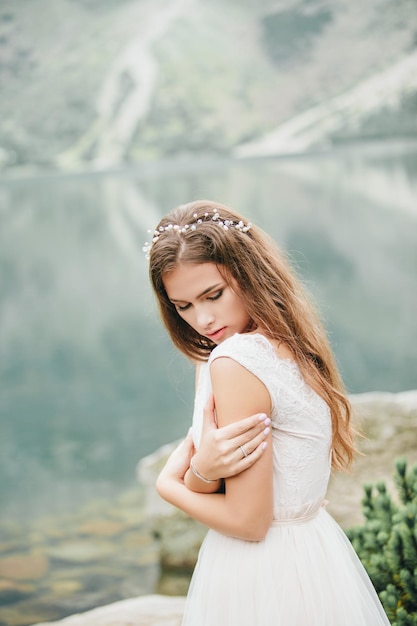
[156,357,273,541]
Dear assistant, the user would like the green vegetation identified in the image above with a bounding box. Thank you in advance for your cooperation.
[347,459,417,625]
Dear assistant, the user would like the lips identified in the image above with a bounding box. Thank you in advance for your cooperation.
[206,327,227,342]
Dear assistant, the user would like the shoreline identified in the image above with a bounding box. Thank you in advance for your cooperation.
[0,390,416,626]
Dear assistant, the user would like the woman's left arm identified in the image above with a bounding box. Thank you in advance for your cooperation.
[184,395,271,493]
[156,357,273,541]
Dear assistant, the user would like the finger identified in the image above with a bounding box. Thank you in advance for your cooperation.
[235,425,270,456]
[236,416,271,448]
[237,440,268,470]
[220,413,269,438]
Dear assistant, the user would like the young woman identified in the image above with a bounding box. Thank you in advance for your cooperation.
[145,200,390,625]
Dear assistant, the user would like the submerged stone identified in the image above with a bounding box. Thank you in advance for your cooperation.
[0,578,35,603]
[46,541,115,564]
[0,552,48,581]
[77,520,127,537]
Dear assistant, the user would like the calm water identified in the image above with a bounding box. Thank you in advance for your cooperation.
[1,142,417,522]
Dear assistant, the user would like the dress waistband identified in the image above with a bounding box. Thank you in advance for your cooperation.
[271,500,328,527]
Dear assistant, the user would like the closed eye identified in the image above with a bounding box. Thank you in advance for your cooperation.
[176,303,191,312]
[174,289,223,312]
[207,289,223,301]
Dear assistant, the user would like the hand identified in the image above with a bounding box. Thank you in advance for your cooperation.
[157,428,195,484]
[191,395,270,481]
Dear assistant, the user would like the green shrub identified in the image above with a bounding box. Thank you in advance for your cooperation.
[346,459,417,625]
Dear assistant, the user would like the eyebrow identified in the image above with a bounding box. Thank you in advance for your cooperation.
[170,283,222,303]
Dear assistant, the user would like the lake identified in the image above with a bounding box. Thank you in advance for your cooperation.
[1,141,417,524]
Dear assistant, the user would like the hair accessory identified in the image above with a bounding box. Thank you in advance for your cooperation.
[189,457,218,483]
[143,209,252,257]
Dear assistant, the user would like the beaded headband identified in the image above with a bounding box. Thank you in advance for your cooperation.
[143,210,252,258]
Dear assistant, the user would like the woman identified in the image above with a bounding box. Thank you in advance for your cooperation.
[145,200,390,625]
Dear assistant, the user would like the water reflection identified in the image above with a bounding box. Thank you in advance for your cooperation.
[0,144,416,522]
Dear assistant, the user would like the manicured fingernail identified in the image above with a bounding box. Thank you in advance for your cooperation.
[261,442,267,450]
[258,413,267,421]
[264,417,271,426]
[264,427,270,435]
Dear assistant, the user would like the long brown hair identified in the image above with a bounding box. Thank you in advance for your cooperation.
[148,200,356,471]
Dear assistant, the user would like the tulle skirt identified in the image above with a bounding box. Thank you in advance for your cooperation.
[182,509,390,626]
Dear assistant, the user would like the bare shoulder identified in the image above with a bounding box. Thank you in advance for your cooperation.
[210,356,271,426]
[209,354,256,381]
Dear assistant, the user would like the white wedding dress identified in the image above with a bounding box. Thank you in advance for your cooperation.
[182,333,390,626]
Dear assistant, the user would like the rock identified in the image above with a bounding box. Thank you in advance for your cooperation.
[121,532,154,549]
[326,389,417,527]
[30,594,186,626]
[137,440,183,519]
[0,605,61,626]
[46,541,115,564]
[0,578,35,602]
[154,514,206,573]
[0,552,49,581]
[156,573,190,597]
[48,580,84,597]
[136,441,206,588]
[77,520,127,537]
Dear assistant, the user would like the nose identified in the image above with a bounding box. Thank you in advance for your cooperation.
[195,304,215,331]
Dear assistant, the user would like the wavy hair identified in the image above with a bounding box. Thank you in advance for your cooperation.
[148,200,356,471]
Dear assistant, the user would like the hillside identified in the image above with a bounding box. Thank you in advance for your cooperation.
[0,0,416,175]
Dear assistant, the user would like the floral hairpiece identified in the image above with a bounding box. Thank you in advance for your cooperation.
[143,210,251,258]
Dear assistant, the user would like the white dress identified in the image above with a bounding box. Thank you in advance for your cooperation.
[182,333,390,626]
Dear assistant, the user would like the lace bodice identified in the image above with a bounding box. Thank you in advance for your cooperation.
[192,333,332,521]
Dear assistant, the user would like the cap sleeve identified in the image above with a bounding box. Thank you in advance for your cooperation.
[208,333,280,403]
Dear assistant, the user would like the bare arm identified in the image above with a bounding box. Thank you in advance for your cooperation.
[184,395,270,493]
[156,357,273,541]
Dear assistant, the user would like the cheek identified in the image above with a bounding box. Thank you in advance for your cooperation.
[239,301,251,324]
[177,310,191,324]
[228,287,248,315]
[229,296,249,320]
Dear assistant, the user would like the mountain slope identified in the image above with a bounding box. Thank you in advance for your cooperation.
[0,0,416,174]
[235,50,417,157]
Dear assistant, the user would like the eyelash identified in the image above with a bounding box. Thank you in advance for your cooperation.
[207,289,223,301]
[176,290,223,312]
